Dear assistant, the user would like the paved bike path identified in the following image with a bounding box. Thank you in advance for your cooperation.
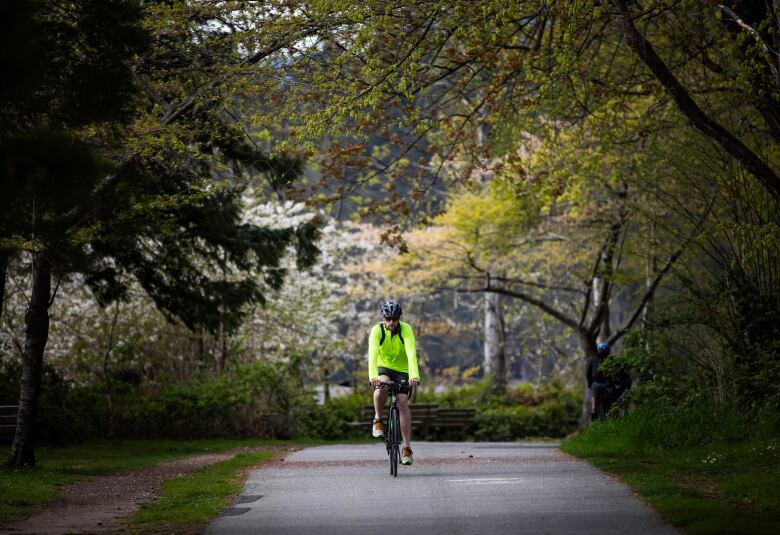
[206,442,675,535]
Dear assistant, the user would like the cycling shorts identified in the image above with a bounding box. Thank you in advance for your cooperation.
[377,367,411,394]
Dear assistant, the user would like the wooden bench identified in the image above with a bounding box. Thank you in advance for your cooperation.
[348,404,476,439]
[349,404,440,434]
[0,405,18,444]
[436,407,477,429]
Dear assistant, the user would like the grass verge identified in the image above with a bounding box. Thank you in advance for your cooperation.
[0,438,310,525]
[127,450,276,533]
[562,406,780,534]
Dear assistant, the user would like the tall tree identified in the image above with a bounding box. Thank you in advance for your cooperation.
[0,0,319,466]
[1,0,150,466]
[264,0,779,408]
[389,169,691,423]
[483,290,507,389]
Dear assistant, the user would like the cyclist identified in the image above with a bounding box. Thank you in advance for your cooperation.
[368,299,420,466]
[587,342,612,420]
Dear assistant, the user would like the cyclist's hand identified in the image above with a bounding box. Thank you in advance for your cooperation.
[409,378,419,388]
[370,378,382,389]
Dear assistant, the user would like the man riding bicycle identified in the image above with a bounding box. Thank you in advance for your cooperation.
[368,300,420,466]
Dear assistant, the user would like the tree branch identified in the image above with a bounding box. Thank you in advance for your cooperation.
[606,186,717,345]
[588,200,629,337]
[713,2,780,86]
[611,0,780,200]
[451,274,585,294]
[66,24,326,225]
[607,246,684,345]
[579,236,609,327]
[454,286,581,331]
[160,28,320,126]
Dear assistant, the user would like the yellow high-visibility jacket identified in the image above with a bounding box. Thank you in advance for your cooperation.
[367,321,420,380]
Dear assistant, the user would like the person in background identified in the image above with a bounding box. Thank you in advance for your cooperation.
[587,342,631,420]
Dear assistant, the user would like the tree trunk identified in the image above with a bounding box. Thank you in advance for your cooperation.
[198,326,206,363]
[592,276,612,340]
[102,303,120,432]
[775,0,780,71]
[0,250,7,322]
[217,320,228,375]
[484,291,507,389]
[6,255,51,467]
[643,221,658,338]
[579,330,598,428]
[322,366,330,403]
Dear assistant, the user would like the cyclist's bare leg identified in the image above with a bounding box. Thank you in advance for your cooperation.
[397,393,411,449]
[373,375,390,420]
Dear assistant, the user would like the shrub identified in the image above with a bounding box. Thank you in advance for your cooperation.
[413,378,581,440]
[473,399,581,440]
[0,360,108,445]
[113,361,320,439]
[313,392,369,439]
[0,357,584,443]
[566,401,780,456]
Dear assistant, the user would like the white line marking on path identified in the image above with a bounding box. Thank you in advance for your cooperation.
[448,478,525,485]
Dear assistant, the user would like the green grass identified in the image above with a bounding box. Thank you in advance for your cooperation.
[0,438,300,525]
[128,451,276,533]
[562,406,780,534]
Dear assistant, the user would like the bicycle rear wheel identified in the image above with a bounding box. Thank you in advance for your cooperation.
[388,406,399,477]
[384,416,394,475]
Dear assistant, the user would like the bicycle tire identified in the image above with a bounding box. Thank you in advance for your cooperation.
[388,406,399,477]
[387,408,394,476]
[394,407,401,477]
[384,423,392,457]
[387,413,394,476]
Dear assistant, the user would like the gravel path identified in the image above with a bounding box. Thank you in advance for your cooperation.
[0,447,288,535]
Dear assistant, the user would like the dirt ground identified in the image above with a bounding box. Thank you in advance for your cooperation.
[0,446,294,535]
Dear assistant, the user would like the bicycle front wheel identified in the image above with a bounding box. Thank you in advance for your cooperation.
[388,406,400,477]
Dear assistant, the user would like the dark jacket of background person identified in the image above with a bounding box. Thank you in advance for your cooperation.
[587,355,631,391]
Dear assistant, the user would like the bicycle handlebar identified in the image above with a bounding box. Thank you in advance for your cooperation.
[373,380,409,391]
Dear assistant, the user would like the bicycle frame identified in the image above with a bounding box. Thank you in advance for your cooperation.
[378,380,407,477]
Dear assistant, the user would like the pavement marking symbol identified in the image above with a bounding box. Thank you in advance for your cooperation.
[448,477,525,485]
[220,507,251,516]
[234,495,263,504]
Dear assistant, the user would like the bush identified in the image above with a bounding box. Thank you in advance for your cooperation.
[413,378,581,440]
[113,361,320,439]
[473,400,581,440]
[0,360,108,445]
[566,401,780,456]
[312,392,369,440]
[0,359,328,443]
[0,357,584,443]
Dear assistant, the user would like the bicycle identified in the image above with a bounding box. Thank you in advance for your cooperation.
[376,380,408,477]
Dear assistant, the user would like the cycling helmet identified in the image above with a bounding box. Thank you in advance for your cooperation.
[380,299,402,319]
[596,342,610,353]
